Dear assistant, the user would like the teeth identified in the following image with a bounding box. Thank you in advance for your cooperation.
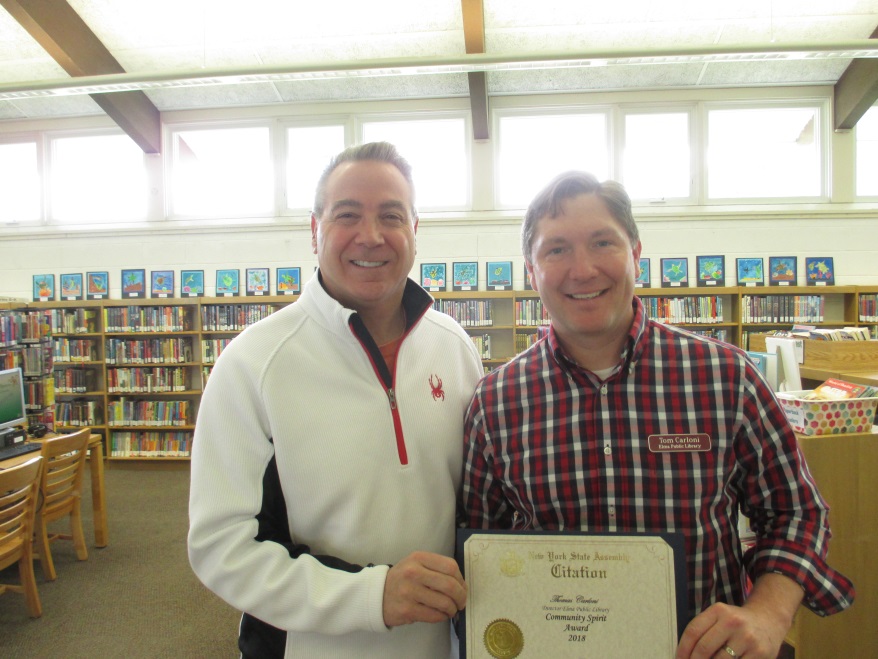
[571,291,601,300]
[352,260,384,268]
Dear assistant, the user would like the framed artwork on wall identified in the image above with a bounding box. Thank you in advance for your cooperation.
[660,258,689,288]
[420,263,447,291]
[150,270,174,298]
[736,258,764,286]
[276,267,301,295]
[486,261,512,290]
[635,258,651,288]
[216,269,240,296]
[32,274,55,301]
[452,262,478,291]
[60,273,84,300]
[696,255,724,287]
[121,269,146,298]
[768,257,797,287]
[246,267,270,296]
[805,257,835,286]
[180,270,204,297]
[86,271,110,300]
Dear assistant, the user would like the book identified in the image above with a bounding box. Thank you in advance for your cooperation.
[809,378,870,400]
[746,351,778,390]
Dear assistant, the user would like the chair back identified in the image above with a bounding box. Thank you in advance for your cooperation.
[40,429,89,519]
[0,455,44,617]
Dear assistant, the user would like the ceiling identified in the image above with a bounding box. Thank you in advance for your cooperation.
[1,0,877,153]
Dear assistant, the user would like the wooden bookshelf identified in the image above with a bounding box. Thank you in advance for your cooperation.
[19,285,877,461]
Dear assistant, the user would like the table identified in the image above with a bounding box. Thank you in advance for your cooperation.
[0,432,108,548]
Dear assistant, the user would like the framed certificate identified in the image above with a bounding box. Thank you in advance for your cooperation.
[456,530,688,658]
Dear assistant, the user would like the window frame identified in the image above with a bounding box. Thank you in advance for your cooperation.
[0,133,43,226]
[280,117,352,215]
[854,104,878,201]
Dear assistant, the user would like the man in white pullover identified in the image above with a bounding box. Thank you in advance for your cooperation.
[188,142,484,658]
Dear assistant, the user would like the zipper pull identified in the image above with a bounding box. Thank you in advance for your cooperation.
[386,387,397,410]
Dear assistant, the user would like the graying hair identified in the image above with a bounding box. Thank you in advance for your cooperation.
[312,141,417,217]
[521,171,639,263]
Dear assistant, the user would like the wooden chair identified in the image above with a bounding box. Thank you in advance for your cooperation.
[0,455,44,617]
[33,428,90,581]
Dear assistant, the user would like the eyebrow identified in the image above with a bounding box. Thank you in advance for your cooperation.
[328,199,409,214]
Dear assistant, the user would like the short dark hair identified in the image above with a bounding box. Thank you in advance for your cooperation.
[312,141,417,217]
[521,171,639,263]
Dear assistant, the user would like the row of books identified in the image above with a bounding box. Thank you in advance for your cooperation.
[104,337,194,364]
[103,305,194,333]
[514,331,542,353]
[741,294,825,324]
[21,343,53,377]
[24,377,54,410]
[54,367,96,394]
[47,308,98,334]
[432,299,495,327]
[107,366,190,393]
[857,294,878,322]
[515,299,550,326]
[201,338,234,364]
[688,328,732,343]
[201,303,276,331]
[643,295,725,324]
[109,431,192,458]
[794,326,872,341]
[56,400,101,426]
[470,334,492,359]
[53,337,99,362]
[106,399,192,427]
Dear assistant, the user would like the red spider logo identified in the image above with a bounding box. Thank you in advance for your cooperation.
[429,374,445,401]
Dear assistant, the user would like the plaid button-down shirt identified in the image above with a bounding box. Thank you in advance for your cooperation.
[462,297,854,619]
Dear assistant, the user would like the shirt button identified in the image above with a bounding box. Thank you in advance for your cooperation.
[603,446,612,455]
[600,384,608,395]
[608,505,616,517]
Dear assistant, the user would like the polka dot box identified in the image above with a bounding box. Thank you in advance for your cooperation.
[777,390,878,436]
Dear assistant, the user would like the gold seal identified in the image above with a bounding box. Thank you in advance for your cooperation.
[483,618,524,659]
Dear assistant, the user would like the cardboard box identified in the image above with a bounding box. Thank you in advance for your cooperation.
[776,390,878,435]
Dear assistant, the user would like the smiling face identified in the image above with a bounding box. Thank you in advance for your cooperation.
[311,159,418,318]
[526,193,642,367]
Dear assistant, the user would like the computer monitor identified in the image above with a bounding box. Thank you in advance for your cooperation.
[0,367,28,435]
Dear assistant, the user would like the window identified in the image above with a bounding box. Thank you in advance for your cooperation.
[856,105,878,197]
[707,105,823,200]
[0,140,40,223]
[170,125,272,218]
[497,112,609,208]
[50,133,147,223]
[286,124,346,211]
[362,117,468,210]
[622,111,691,201]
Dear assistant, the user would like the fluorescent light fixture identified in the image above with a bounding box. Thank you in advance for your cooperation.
[1,42,876,100]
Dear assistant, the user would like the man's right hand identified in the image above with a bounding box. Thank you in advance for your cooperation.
[382,551,467,627]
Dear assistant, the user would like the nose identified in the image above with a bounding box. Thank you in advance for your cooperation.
[355,216,385,246]
[569,248,599,279]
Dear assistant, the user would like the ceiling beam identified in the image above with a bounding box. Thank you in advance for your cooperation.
[461,0,489,140]
[833,26,878,131]
[1,0,162,153]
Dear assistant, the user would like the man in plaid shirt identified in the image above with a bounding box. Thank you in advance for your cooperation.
[461,171,854,659]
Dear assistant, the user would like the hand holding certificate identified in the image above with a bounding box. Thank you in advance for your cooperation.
[456,531,688,658]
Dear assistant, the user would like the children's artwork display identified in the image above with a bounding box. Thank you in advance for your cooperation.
[276,267,301,295]
[635,258,650,288]
[151,270,174,298]
[486,261,512,290]
[420,263,446,291]
[32,274,55,301]
[452,262,478,291]
[180,270,204,297]
[246,268,270,296]
[60,273,84,300]
[86,271,109,300]
[660,258,689,288]
[736,258,764,286]
[696,255,724,287]
[216,269,240,296]
[768,257,797,286]
[805,257,835,286]
[121,269,146,298]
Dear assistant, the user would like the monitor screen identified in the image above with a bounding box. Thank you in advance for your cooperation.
[0,367,28,432]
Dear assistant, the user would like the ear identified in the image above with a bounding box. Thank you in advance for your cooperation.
[525,260,538,292]
[310,213,319,254]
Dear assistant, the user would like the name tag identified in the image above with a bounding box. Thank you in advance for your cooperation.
[647,434,712,453]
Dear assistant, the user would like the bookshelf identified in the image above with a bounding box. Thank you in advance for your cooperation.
[19,285,876,461]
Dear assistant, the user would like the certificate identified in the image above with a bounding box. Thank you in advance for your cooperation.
[456,530,688,658]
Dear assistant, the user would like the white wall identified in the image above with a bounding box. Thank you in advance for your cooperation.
[1,212,875,300]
